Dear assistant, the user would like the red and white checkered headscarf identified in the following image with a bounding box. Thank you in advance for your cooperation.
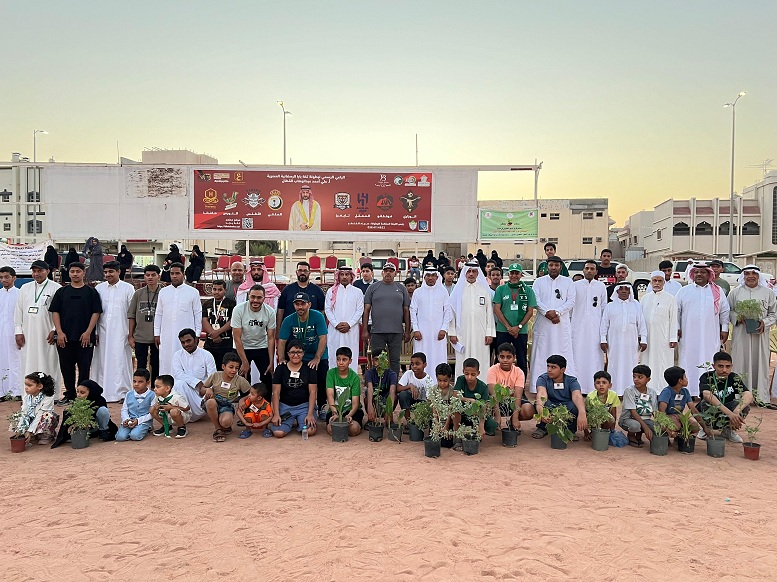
[688,262,722,314]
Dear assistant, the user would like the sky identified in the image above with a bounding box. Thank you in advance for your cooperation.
[3,0,775,225]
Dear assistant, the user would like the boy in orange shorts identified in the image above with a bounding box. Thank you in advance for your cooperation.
[237,383,273,439]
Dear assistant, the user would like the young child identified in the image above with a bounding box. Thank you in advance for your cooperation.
[532,355,587,441]
[397,352,435,424]
[618,365,657,447]
[52,379,118,447]
[202,352,252,442]
[434,363,455,443]
[237,383,274,439]
[697,351,753,442]
[116,369,155,442]
[583,370,618,441]
[365,350,398,426]
[486,343,534,432]
[14,372,59,445]
[657,366,703,438]
[151,374,191,438]
[453,358,497,441]
[325,347,363,437]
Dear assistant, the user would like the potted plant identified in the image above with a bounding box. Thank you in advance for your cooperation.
[386,395,403,443]
[8,410,26,453]
[366,351,390,442]
[458,394,488,455]
[735,299,763,334]
[676,409,696,453]
[492,383,519,448]
[534,402,574,450]
[698,403,727,458]
[424,385,449,458]
[409,400,431,442]
[329,387,352,443]
[650,411,674,456]
[585,398,613,452]
[743,416,762,460]
[64,398,97,449]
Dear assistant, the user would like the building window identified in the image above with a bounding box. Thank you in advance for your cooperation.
[539,238,547,243]
[632,236,638,244]
[718,221,737,236]
[26,220,42,235]
[549,213,560,220]
[674,221,690,236]
[773,187,777,244]
[3,223,10,232]
[595,236,603,243]
[540,213,547,218]
[657,229,662,241]
[0,189,10,203]
[583,212,593,220]
[582,237,593,244]
[596,212,603,217]
[27,191,40,203]
[695,221,713,236]
[548,237,559,243]
[742,221,760,236]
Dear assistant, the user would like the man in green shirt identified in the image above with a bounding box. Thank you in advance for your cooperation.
[493,263,537,375]
[709,259,731,295]
[325,346,363,437]
[536,242,570,277]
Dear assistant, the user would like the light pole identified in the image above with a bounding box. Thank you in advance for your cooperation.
[724,92,745,261]
[33,129,47,163]
[277,101,291,165]
[32,130,47,242]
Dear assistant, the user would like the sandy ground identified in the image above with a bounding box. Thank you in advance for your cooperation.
[1,397,777,582]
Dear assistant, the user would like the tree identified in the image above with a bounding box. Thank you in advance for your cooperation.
[235,240,280,257]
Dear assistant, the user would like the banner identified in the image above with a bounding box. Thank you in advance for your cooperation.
[193,170,433,234]
[479,209,538,240]
[0,241,50,272]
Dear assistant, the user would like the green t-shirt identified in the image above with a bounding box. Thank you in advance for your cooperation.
[493,282,537,333]
[326,367,361,412]
[537,261,570,277]
[453,376,489,401]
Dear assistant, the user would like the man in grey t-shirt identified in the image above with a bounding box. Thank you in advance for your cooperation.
[362,263,410,374]
[231,284,276,389]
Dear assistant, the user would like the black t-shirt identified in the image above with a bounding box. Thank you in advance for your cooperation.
[277,282,326,317]
[596,265,617,284]
[203,297,236,349]
[353,279,373,294]
[272,363,315,406]
[48,285,103,342]
[699,371,749,405]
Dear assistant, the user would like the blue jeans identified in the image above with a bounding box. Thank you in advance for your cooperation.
[116,422,152,441]
[96,406,111,431]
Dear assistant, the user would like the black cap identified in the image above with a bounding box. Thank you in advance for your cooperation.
[293,292,310,303]
[30,260,50,270]
[546,256,563,264]
[709,259,723,267]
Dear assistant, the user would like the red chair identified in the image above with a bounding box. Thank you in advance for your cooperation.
[230,254,243,266]
[102,255,115,264]
[322,255,338,283]
[263,255,277,281]
[359,256,371,268]
[213,255,231,279]
[308,255,322,279]
[387,257,400,275]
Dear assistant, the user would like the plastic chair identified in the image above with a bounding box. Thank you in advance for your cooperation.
[213,255,231,279]
[263,255,277,281]
[308,255,322,278]
[102,255,115,264]
[230,254,243,266]
[322,255,338,283]
[387,257,400,276]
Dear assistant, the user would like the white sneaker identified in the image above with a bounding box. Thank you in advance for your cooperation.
[723,428,743,443]
[697,429,707,441]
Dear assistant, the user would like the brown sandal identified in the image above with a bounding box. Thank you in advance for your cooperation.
[213,430,226,442]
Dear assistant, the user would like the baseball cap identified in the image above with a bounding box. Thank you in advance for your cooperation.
[507,263,523,273]
[293,292,310,303]
[382,262,396,271]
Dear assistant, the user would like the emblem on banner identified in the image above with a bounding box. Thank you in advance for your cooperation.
[243,189,265,209]
[333,192,351,210]
[203,188,218,207]
[418,175,430,187]
[400,191,421,212]
[379,175,387,183]
[393,176,403,186]
[223,192,238,210]
[268,190,283,210]
[233,172,244,183]
[376,194,394,210]
[419,221,429,232]
[404,176,417,187]
[408,220,417,231]
[196,171,212,181]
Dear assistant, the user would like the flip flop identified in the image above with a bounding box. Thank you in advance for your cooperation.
[262,429,273,438]
[628,434,643,448]
[452,442,463,452]
[572,435,580,442]
[213,430,226,442]
[238,430,252,439]
[531,428,547,439]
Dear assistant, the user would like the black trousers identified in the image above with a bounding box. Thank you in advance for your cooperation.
[205,345,236,370]
[135,341,160,383]
[243,348,272,393]
[57,340,94,399]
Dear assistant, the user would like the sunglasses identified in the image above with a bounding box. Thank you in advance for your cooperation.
[555,289,562,299]
[593,297,598,307]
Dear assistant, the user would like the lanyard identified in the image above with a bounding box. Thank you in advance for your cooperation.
[146,286,159,312]
[34,280,49,303]
[296,314,311,341]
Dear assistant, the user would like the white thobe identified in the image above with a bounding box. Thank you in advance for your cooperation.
[324,284,364,372]
[14,280,61,386]
[0,286,21,397]
[154,283,203,375]
[449,282,495,383]
[640,290,678,393]
[676,283,730,396]
[570,278,607,394]
[410,284,453,375]
[92,281,135,402]
[644,279,682,296]
[729,285,777,402]
[601,298,647,396]
[530,275,576,392]
[171,347,216,421]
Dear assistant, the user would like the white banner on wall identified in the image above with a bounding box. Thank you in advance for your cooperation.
[0,240,50,272]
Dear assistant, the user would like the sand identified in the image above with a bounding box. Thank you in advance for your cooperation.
[1,399,776,582]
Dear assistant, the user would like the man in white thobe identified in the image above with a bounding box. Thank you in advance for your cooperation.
[570,260,607,394]
[729,265,777,404]
[640,271,678,393]
[643,260,682,297]
[92,261,135,402]
[449,262,495,383]
[675,262,730,397]
[410,268,453,375]
[14,260,61,385]
[0,267,21,397]
[600,283,647,396]
[171,328,216,421]
[324,267,364,372]
[530,256,576,392]
[154,264,202,375]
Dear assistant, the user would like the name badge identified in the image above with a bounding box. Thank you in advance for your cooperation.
[639,393,650,401]
[28,306,39,314]
[290,370,300,379]
[675,394,684,401]
[249,404,259,413]
[479,296,486,306]
[221,381,231,390]
[510,303,520,311]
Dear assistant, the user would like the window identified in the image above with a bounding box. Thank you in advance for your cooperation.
[596,212,603,217]
[540,213,547,218]
[742,221,760,236]
[549,213,560,220]
[773,187,777,244]
[718,221,737,236]
[0,189,10,203]
[583,212,593,220]
[3,223,9,232]
[674,221,690,236]
[695,221,713,236]
[27,191,40,203]
[657,229,662,241]
[539,237,547,243]
[595,237,603,243]
[582,237,593,244]
[26,220,42,235]
[548,237,558,243]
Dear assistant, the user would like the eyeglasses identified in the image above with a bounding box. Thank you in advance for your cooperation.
[288,350,304,356]
[592,297,598,307]
[554,289,562,299]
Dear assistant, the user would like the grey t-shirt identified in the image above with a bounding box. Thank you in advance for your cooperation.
[127,286,160,344]
[620,385,657,421]
[364,281,409,334]
[231,302,276,349]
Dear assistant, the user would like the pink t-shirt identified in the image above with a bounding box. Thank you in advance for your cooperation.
[487,364,525,391]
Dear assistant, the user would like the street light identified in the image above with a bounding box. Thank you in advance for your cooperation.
[724,92,745,261]
[33,129,48,163]
[32,130,48,243]
[277,101,291,165]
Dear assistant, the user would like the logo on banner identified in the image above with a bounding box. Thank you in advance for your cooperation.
[393,176,403,186]
[404,176,417,187]
[243,189,265,209]
[213,172,230,183]
[333,192,351,210]
[379,175,387,184]
[196,171,212,181]
[268,190,283,210]
[408,220,417,231]
[419,175,430,187]
[400,191,422,212]
[356,193,369,213]
[233,172,244,183]
[376,194,394,210]
[223,192,238,210]
[419,221,428,232]
[242,218,254,229]
[203,188,218,208]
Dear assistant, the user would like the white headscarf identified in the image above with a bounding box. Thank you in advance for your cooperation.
[612,281,636,303]
[449,261,490,316]
[738,264,771,289]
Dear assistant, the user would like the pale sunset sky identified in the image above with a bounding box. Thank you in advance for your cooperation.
[3,0,775,225]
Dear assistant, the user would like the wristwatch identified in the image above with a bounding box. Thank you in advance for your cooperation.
[517,324,523,330]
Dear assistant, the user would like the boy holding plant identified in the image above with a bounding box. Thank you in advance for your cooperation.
[434,363,456,437]
[696,351,753,443]
[583,370,618,441]
[325,347,363,437]
[366,350,397,426]
[657,366,703,437]
[618,365,657,447]
[532,355,588,440]
[486,342,535,432]
[453,357,499,438]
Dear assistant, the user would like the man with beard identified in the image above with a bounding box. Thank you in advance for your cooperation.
[224,261,245,302]
[128,265,162,383]
[570,260,607,395]
[325,267,364,373]
[288,184,321,231]
[277,261,326,329]
[238,259,280,308]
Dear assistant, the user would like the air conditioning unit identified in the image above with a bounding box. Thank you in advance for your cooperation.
[539,238,547,243]
[515,254,522,259]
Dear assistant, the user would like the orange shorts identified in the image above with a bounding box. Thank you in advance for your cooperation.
[244,408,272,425]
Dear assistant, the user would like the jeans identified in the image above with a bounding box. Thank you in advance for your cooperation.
[116,423,151,441]
[96,406,111,431]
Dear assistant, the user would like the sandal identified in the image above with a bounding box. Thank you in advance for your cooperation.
[452,442,463,452]
[213,430,226,442]
[627,432,643,448]
[531,428,547,439]
[238,430,252,439]
[572,435,580,442]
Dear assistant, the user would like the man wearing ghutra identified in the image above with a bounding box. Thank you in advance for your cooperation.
[728,265,777,404]
[324,267,364,373]
[600,282,647,396]
[640,271,678,393]
[448,261,495,383]
[410,267,453,375]
[288,184,321,231]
